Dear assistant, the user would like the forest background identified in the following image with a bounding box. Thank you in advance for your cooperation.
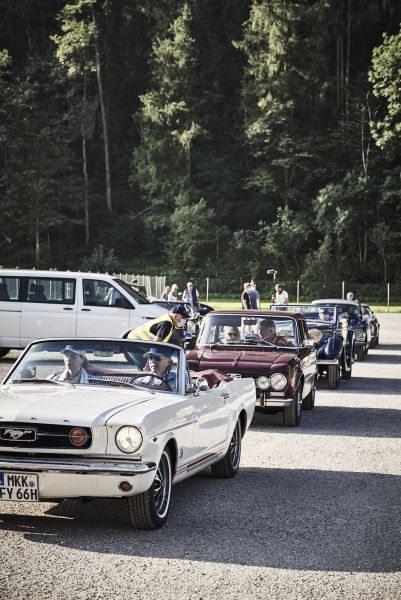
[1,0,401,299]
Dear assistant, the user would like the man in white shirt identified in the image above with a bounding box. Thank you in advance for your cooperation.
[272,283,289,305]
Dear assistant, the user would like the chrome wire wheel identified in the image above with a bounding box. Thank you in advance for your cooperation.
[229,420,241,470]
[153,449,172,519]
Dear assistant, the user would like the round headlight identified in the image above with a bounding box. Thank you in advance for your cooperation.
[257,376,269,390]
[115,426,143,454]
[270,373,287,391]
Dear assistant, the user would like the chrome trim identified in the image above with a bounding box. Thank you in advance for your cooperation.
[257,398,292,408]
[0,456,156,476]
[317,359,339,365]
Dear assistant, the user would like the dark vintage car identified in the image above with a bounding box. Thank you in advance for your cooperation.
[312,299,371,361]
[361,303,380,348]
[151,300,214,349]
[270,304,353,389]
[187,310,318,427]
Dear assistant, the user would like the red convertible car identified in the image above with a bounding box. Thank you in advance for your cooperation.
[187,310,318,427]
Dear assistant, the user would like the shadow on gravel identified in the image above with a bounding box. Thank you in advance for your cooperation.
[0,467,400,573]
[316,375,401,395]
[251,405,401,437]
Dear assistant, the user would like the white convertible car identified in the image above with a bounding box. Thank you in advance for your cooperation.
[0,339,255,529]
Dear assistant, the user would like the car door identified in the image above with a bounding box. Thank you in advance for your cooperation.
[76,278,132,338]
[0,276,22,347]
[189,384,230,464]
[297,320,317,396]
[20,276,77,346]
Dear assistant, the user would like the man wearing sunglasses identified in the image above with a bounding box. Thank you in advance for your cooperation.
[225,326,240,343]
[135,347,176,391]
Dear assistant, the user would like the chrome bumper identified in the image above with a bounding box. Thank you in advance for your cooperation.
[0,456,156,476]
[317,359,339,365]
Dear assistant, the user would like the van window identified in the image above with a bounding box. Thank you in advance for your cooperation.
[83,279,128,308]
[27,277,75,304]
[115,279,150,304]
[0,277,20,302]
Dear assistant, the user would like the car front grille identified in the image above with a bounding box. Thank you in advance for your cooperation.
[0,422,92,450]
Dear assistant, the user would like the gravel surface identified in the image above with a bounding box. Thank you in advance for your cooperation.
[1,314,400,600]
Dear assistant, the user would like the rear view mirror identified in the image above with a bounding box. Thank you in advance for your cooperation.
[195,377,209,392]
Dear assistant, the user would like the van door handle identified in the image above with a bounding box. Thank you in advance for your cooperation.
[63,307,73,311]
[81,308,91,312]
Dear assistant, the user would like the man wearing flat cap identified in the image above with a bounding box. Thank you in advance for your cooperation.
[127,305,190,347]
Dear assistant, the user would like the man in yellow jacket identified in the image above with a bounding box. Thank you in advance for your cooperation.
[127,304,191,347]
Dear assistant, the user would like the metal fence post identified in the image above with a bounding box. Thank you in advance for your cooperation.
[387,282,390,312]
[342,281,345,299]
[296,280,299,303]
[206,277,209,302]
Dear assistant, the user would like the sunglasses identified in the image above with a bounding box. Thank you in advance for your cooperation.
[148,355,166,362]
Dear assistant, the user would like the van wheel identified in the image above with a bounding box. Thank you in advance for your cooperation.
[0,348,10,358]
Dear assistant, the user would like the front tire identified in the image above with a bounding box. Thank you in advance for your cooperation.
[328,364,340,389]
[211,419,242,478]
[302,383,315,410]
[356,347,365,361]
[127,448,172,529]
[283,386,302,427]
[0,348,10,358]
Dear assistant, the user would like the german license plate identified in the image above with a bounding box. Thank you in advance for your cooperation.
[0,472,39,502]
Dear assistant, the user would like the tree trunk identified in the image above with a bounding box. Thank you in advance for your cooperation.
[345,0,351,124]
[91,5,112,213]
[81,73,90,246]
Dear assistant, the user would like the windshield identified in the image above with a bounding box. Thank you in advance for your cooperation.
[4,340,180,393]
[114,279,150,304]
[199,314,298,346]
[273,304,337,324]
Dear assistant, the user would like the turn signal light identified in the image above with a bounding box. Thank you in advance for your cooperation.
[69,427,88,447]
[119,481,133,492]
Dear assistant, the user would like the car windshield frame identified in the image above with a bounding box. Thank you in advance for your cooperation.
[271,304,338,324]
[2,339,185,395]
[113,279,150,304]
[198,313,299,347]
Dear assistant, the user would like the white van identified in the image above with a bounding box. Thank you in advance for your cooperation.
[0,269,165,357]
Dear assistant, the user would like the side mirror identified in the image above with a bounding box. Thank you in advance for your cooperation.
[308,328,322,343]
[195,377,209,392]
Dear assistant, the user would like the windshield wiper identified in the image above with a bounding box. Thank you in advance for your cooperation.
[93,379,142,389]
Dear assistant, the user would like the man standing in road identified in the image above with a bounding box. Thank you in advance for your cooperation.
[249,280,261,309]
[127,305,190,347]
[182,281,200,310]
[272,283,289,305]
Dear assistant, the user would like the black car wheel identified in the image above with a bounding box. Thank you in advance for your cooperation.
[341,350,352,380]
[356,347,365,361]
[283,386,302,427]
[211,419,242,478]
[302,383,315,410]
[0,348,10,358]
[127,447,172,529]
[328,364,340,389]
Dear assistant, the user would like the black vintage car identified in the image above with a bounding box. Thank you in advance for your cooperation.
[312,299,371,361]
[271,304,353,389]
[361,303,380,348]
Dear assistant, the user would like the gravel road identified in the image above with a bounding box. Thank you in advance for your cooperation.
[1,314,400,600]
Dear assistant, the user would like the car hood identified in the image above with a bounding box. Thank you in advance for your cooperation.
[196,346,296,372]
[0,385,154,427]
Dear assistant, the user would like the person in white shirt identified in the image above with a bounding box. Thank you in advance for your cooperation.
[272,283,289,305]
[167,283,179,302]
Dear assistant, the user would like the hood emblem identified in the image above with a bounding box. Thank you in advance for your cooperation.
[0,427,37,442]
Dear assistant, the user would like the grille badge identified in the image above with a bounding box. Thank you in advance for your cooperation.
[0,427,37,442]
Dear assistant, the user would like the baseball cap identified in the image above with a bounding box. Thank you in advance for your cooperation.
[143,346,173,358]
[61,345,86,358]
[170,304,190,319]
